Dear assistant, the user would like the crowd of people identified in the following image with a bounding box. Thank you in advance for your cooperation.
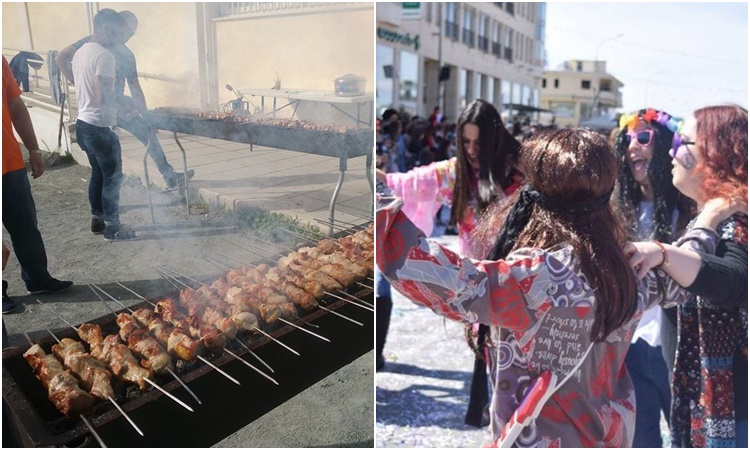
[376,99,747,447]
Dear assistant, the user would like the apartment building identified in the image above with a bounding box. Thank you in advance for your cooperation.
[540,60,624,127]
[376,2,546,121]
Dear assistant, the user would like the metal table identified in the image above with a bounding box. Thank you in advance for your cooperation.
[238,88,374,128]
[145,112,374,234]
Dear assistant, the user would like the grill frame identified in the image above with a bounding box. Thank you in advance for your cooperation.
[2,228,374,447]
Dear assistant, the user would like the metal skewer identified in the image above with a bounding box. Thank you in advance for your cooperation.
[211,252,319,330]
[142,378,194,412]
[92,284,203,405]
[314,218,357,233]
[316,304,363,326]
[225,247,369,323]
[153,266,302,357]
[249,235,374,284]
[278,318,330,342]
[356,282,371,290]
[88,286,203,405]
[336,289,373,307]
[325,291,374,312]
[22,331,109,447]
[97,283,240,387]
[222,347,278,385]
[40,324,144,437]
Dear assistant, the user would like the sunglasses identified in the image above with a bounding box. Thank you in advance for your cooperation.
[670,134,697,169]
[623,129,654,147]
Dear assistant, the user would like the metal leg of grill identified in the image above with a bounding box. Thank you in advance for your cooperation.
[144,141,156,224]
[365,150,373,220]
[328,154,348,236]
[172,132,190,217]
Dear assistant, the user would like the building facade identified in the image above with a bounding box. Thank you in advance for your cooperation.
[376,2,546,122]
[540,60,623,127]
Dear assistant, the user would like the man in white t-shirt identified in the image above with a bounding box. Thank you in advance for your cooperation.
[72,8,140,241]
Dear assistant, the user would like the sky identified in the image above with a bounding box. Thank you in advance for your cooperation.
[544,1,748,118]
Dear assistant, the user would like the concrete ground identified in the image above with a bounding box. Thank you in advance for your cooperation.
[2,126,374,447]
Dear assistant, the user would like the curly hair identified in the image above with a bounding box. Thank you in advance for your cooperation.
[451,99,522,227]
[613,109,695,241]
[693,105,748,204]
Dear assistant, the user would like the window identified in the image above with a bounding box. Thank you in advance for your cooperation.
[554,78,559,88]
[506,2,514,16]
[445,3,458,40]
[492,22,501,56]
[376,43,395,113]
[600,79,612,92]
[459,68,467,110]
[463,7,475,48]
[542,78,547,88]
[425,3,431,23]
[478,16,488,52]
[581,80,591,89]
[503,28,513,62]
[576,61,583,72]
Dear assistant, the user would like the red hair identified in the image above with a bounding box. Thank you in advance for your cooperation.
[693,105,748,203]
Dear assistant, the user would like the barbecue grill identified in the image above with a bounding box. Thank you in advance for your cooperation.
[2,226,374,447]
[144,110,374,234]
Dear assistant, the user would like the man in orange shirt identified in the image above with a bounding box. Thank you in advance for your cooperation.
[2,55,73,314]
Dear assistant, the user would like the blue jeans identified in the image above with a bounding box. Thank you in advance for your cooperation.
[118,110,175,182]
[375,267,392,358]
[2,168,52,288]
[625,339,671,447]
[76,120,123,225]
[738,420,748,448]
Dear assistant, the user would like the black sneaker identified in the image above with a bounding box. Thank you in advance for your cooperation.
[2,281,16,314]
[27,278,74,295]
[166,169,195,189]
[91,217,105,235]
[103,225,142,242]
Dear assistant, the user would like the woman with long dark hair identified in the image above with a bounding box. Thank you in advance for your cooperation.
[376,128,686,446]
[613,108,695,447]
[627,104,748,448]
[375,100,523,381]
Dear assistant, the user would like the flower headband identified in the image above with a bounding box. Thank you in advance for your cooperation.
[619,108,683,134]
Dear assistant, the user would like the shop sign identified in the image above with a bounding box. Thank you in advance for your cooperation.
[377,27,420,51]
[402,2,422,20]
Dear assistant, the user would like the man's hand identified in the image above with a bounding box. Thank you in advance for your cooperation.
[29,152,45,178]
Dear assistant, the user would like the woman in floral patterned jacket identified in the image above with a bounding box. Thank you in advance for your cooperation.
[627,104,748,447]
[376,128,686,447]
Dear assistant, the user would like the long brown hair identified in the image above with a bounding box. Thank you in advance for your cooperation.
[489,128,638,342]
[451,99,521,227]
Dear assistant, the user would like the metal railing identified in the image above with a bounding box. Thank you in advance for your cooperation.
[2,47,74,120]
[218,2,362,17]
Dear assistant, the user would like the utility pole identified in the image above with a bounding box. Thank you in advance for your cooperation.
[437,3,444,113]
[592,33,624,117]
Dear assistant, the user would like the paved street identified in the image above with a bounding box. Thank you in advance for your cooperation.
[376,235,489,448]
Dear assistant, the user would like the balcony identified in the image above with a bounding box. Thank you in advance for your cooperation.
[478,36,489,52]
[492,42,501,57]
[463,29,476,48]
[504,47,513,63]
[445,21,459,41]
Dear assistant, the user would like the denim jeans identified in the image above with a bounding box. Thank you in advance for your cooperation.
[737,420,748,448]
[2,168,52,288]
[76,120,123,225]
[625,339,671,447]
[117,110,175,182]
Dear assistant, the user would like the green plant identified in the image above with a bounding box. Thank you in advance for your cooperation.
[228,206,322,244]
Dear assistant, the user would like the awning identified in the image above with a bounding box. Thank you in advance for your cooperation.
[503,103,553,113]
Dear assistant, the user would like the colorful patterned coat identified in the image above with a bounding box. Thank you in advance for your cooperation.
[670,215,748,448]
[385,157,523,257]
[376,192,686,447]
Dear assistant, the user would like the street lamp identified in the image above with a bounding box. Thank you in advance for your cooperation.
[592,33,624,117]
